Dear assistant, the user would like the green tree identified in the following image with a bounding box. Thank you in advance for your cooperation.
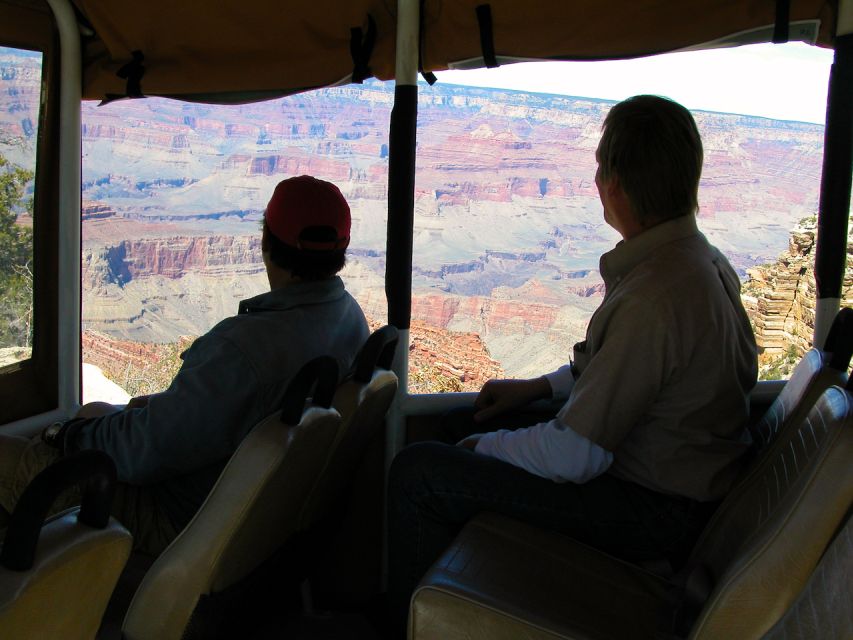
[0,153,34,349]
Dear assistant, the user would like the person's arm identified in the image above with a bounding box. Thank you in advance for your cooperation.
[125,394,153,409]
[543,364,576,402]
[70,333,263,485]
[557,297,673,452]
[471,419,613,483]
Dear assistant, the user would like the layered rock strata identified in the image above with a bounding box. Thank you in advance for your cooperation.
[408,320,503,393]
[83,318,503,398]
[743,216,853,358]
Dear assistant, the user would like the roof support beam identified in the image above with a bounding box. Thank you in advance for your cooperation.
[386,0,419,335]
[46,0,82,415]
[814,31,853,347]
[384,0,420,457]
[383,0,421,586]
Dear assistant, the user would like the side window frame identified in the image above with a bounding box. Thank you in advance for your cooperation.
[0,2,61,425]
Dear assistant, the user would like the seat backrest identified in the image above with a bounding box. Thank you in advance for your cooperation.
[685,384,853,639]
[761,514,852,640]
[748,349,844,452]
[299,325,399,530]
[749,307,852,455]
[0,450,132,640]
[122,357,342,640]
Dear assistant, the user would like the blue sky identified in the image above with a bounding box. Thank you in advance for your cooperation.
[436,43,834,124]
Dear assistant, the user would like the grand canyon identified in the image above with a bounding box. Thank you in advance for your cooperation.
[1,45,846,393]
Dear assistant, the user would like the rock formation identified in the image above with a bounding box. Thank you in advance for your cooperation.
[82,235,263,288]
[5,47,838,391]
[408,320,503,393]
[743,216,853,372]
[83,318,503,398]
[82,331,193,397]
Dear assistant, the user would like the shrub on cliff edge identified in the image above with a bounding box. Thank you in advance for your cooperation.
[0,152,33,350]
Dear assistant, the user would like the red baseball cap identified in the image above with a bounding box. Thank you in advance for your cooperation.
[264,176,351,251]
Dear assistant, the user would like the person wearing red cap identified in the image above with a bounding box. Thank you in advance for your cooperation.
[0,176,369,556]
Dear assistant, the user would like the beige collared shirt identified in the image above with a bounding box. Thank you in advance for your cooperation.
[558,215,757,501]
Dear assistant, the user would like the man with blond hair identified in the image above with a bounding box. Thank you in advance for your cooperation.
[387,96,757,618]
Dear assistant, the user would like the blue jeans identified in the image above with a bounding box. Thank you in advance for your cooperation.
[386,440,715,629]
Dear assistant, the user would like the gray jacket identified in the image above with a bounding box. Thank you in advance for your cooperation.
[74,276,369,530]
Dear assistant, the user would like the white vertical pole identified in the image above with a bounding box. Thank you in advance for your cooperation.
[395,0,421,86]
[813,0,853,348]
[46,0,82,415]
[385,0,420,471]
[382,0,421,588]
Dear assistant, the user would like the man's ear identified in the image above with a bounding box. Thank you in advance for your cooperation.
[605,173,621,196]
[608,176,631,208]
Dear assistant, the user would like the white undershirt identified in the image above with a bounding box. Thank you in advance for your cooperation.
[474,365,614,483]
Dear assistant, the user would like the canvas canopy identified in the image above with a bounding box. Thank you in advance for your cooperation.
[21,0,836,103]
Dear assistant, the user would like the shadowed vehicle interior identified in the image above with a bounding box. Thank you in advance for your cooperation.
[119,357,343,640]
[0,1,850,638]
[409,379,853,639]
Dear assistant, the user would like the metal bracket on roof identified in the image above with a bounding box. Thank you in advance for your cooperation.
[420,70,438,85]
[350,15,376,84]
[99,50,145,105]
[476,4,499,68]
[773,0,791,42]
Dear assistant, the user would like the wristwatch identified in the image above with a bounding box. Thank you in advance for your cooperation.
[42,418,87,453]
[42,420,69,449]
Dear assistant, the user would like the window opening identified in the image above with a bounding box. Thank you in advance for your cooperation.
[0,46,41,371]
[6,43,840,400]
[80,84,391,403]
[410,43,842,389]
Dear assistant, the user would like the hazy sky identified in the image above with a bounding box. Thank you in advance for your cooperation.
[435,43,834,125]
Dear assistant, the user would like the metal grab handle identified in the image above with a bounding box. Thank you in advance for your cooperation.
[1,449,117,571]
[279,356,340,425]
[354,325,399,382]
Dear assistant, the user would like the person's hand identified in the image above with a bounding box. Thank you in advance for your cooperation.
[473,377,551,423]
[126,395,150,410]
[457,433,483,450]
[75,401,121,418]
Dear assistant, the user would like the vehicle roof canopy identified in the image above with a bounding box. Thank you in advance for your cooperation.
[6,0,838,103]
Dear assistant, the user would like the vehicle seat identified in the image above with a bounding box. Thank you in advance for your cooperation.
[0,450,132,640]
[761,513,852,639]
[632,307,852,581]
[409,381,853,639]
[299,324,399,530]
[296,325,398,608]
[749,306,852,454]
[121,356,342,640]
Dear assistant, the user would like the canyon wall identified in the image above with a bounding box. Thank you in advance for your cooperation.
[83,234,263,290]
[743,216,853,363]
[5,48,842,391]
[80,216,853,388]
